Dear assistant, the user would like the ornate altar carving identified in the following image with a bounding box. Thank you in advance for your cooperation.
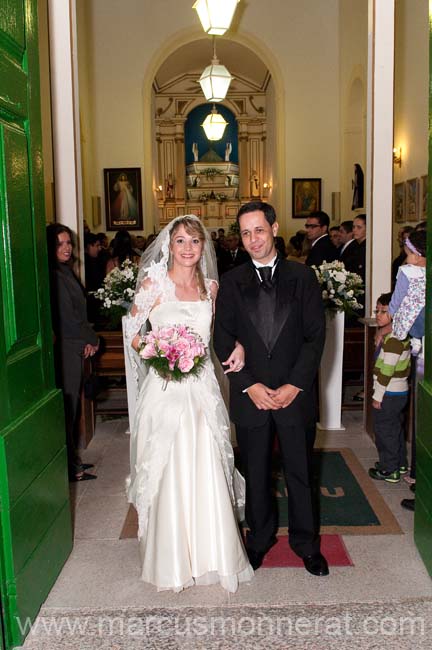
[154,72,268,228]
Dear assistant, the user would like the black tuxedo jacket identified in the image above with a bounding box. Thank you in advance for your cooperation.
[339,239,357,269]
[347,239,366,284]
[305,234,338,267]
[214,259,325,428]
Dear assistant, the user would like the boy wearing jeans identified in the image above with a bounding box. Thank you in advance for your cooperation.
[368,293,411,484]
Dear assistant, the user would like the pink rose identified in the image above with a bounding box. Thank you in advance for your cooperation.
[141,342,156,359]
[157,340,170,355]
[190,343,204,358]
[178,356,194,373]
[175,338,189,354]
[160,327,175,339]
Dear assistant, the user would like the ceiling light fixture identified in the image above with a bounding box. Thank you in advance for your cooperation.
[201,105,228,141]
[193,0,240,36]
[198,37,233,102]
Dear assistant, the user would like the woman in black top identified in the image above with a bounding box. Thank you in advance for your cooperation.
[46,224,99,481]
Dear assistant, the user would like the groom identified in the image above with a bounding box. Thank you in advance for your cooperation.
[214,201,328,576]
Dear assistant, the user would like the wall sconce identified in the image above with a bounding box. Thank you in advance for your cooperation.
[156,184,163,193]
[393,147,402,167]
[262,182,272,197]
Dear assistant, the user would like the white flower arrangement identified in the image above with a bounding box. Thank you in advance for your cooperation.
[312,260,364,316]
[92,259,138,327]
[200,167,219,179]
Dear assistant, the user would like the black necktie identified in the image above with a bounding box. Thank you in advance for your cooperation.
[258,266,273,290]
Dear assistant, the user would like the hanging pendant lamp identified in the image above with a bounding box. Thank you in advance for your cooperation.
[201,105,228,141]
[198,37,233,102]
[193,0,240,36]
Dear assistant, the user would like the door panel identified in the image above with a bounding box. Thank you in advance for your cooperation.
[0,1,72,649]
[414,2,432,579]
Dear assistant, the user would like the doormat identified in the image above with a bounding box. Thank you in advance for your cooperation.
[273,448,402,535]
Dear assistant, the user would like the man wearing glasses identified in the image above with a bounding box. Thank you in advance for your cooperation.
[304,211,339,267]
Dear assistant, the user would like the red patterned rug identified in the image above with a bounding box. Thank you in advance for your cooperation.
[262,534,353,568]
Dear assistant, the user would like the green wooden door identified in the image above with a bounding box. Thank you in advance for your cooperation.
[414,2,432,578]
[0,591,5,650]
[0,1,73,648]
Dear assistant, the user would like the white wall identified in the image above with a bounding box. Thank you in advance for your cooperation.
[265,76,277,217]
[37,0,55,223]
[339,0,368,221]
[393,0,429,255]
[77,0,341,236]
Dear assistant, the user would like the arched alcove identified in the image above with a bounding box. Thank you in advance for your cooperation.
[141,29,286,230]
[341,75,366,218]
[149,36,276,227]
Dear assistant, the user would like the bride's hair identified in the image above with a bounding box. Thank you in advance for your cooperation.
[169,216,207,299]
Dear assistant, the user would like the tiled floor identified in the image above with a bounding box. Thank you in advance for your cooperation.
[37,411,431,612]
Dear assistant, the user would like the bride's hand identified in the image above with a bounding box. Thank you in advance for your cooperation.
[222,341,245,374]
[132,334,142,352]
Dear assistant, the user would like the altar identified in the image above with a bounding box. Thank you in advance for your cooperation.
[158,147,242,227]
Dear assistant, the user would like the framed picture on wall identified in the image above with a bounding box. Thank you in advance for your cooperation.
[405,178,419,222]
[421,175,428,219]
[394,182,405,223]
[292,178,321,218]
[103,167,143,230]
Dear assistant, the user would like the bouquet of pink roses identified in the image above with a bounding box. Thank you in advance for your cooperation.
[138,325,206,386]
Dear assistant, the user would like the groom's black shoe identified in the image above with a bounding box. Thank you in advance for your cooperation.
[303,553,329,576]
[246,537,277,571]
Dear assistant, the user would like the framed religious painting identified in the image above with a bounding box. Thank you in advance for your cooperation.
[103,167,143,230]
[405,178,419,222]
[292,178,321,218]
[420,175,428,220]
[393,182,405,223]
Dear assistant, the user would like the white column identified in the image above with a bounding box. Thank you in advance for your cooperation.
[366,0,395,316]
[48,0,84,276]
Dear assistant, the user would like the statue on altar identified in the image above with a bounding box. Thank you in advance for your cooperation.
[250,170,260,197]
[224,142,232,162]
[192,142,199,162]
[166,174,175,199]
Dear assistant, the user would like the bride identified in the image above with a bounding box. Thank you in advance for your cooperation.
[124,215,254,592]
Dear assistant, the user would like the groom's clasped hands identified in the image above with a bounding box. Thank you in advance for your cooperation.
[246,383,301,410]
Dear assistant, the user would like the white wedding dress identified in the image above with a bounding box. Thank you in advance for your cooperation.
[125,276,253,592]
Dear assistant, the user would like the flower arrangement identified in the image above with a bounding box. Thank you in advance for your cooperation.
[92,259,138,329]
[200,167,219,180]
[312,260,364,316]
[215,193,227,201]
[138,325,206,388]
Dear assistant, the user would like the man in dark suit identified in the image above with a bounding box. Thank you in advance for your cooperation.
[305,211,338,267]
[214,201,328,576]
[339,220,357,269]
[218,232,250,275]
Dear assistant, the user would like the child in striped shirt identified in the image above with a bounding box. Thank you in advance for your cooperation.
[368,292,411,484]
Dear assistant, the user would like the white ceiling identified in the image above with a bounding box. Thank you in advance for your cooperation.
[155,38,269,91]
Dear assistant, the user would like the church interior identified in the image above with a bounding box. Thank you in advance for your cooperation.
[0,1,431,649]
